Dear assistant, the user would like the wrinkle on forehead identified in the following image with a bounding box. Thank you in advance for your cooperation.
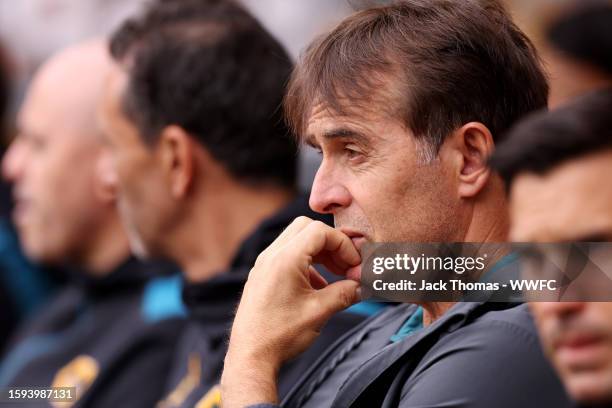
[305,100,397,147]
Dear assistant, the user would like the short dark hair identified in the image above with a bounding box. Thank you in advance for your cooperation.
[548,1,612,74]
[109,0,297,188]
[489,88,612,186]
[285,0,549,159]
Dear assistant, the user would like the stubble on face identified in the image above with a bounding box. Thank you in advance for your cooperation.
[305,100,463,245]
[99,64,169,259]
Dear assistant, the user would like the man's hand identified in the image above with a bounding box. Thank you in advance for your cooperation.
[221,216,362,407]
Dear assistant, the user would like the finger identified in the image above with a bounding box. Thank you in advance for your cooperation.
[311,253,350,276]
[345,264,361,282]
[308,266,328,290]
[263,216,315,257]
[311,279,360,319]
[289,221,361,271]
[314,249,360,276]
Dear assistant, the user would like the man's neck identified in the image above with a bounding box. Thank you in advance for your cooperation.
[422,193,510,326]
[172,184,294,283]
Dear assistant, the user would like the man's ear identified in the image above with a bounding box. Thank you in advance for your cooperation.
[452,122,495,198]
[157,125,195,199]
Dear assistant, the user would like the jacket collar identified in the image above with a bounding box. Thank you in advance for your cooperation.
[182,193,332,324]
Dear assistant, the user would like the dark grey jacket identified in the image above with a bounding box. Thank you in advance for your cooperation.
[252,302,574,408]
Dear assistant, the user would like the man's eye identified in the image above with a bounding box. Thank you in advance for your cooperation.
[344,146,363,160]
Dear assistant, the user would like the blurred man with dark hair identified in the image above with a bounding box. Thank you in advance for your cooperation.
[100,1,367,406]
[221,1,572,407]
[0,40,186,407]
[545,1,612,108]
[491,88,612,406]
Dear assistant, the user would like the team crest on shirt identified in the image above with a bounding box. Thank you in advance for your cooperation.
[51,354,99,407]
[157,353,202,408]
[195,385,221,408]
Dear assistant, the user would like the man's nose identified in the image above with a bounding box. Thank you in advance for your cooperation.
[2,139,26,182]
[533,302,586,320]
[309,162,351,214]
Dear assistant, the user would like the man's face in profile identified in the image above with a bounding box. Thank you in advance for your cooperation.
[98,63,177,259]
[2,54,105,265]
[305,96,464,255]
[510,150,612,404]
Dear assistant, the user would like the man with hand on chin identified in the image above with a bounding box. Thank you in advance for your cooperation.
[222,1,573,407]
[491,88,612,407]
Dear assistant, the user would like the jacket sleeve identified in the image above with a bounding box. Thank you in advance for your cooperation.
[397,318,573,408]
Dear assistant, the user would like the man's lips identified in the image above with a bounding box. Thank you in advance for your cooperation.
[554,333,608,368]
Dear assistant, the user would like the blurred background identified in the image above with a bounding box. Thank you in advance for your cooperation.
[0,0,611,352]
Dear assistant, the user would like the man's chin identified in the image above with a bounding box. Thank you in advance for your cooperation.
[565,373,612,406]
[128,236,151,260]
[22,242,61,267]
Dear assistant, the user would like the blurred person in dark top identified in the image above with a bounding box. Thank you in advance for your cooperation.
[0,39,186,408]
[0,40,58,358]
[491,88,612,407]
[544,1,612,108]
[99,1,371,407]
[0,38,18,353]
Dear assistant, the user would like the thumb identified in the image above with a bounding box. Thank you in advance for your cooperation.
[313,279,361,320]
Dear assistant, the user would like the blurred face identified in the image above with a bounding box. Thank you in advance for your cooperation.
[98,64,178,259]
[2,77,103,263]
[510,150,612,404]
[306,101,464,252]
[544,47,612,109]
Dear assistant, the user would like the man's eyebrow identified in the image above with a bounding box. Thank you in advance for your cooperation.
[323,127,369,142]
[305,127,370,147]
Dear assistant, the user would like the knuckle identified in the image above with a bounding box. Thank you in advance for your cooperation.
[254,251,268,266]
[338,287,355,309]
[311,220,327,230]
[305,222,326,239]
[269,254,289,272]
[294,216,313,226]
[307,296,325,318]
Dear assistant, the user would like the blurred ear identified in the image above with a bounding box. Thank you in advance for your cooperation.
[157,125,195,199]
[447,122,495,198]
[94,147,118,205]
